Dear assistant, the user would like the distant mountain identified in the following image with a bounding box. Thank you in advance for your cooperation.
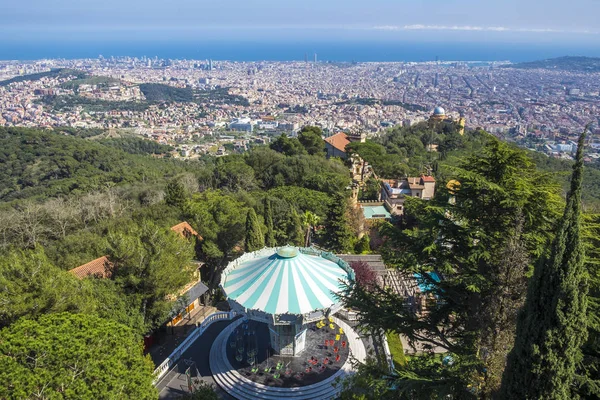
[506,56,600,72]
[0,69,87,87]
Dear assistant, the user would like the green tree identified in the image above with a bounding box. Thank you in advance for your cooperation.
[0,248,83,328]
[354,234,371,254]
[165,178,187,208]
[245,208,264,252]
[578,213,600,397]
[341,136,563,399]
[184,190,247,293]
[298,126,325,156]
[177,381,219,399]
[214,159,257,191]
[302,210,320,247]
[287,207,305,246]
[269,133,307,156]
[500,131,588,400]
[264,197,276,247]
[107,220,195,330]
[323,195,355,253]
[0,313,156,400]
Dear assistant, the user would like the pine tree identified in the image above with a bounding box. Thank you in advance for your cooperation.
[264,198,276,247]
[165,178,187,208]
[500,130,588,400]
[245,208,264,252]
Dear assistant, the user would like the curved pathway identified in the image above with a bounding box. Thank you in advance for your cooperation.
[209,316,366,400]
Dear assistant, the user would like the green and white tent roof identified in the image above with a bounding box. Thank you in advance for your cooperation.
[221,247,352,316]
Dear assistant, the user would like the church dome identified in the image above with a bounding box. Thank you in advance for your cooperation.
[433,106,446,116]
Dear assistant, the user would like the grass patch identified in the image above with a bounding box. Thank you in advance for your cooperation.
[386,331,407,367]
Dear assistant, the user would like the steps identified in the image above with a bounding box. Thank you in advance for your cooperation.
[209,319,356,400]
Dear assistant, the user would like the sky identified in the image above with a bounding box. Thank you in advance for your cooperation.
[2,0,600,43]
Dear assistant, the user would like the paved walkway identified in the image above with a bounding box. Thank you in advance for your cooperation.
[157,315,374,400]
[158,319,238,400]
[149,306,217,366]
[400,333,447,354]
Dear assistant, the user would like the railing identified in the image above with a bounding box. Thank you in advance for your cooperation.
[153,311,238,385]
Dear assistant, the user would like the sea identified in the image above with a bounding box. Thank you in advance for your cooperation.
[2,39,600,63]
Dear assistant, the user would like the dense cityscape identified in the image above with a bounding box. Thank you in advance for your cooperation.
[2,56,599,160]
[2,0,600,398]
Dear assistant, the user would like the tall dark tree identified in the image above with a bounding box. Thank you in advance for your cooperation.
[323,195,355,253]
[264,197,276,247]
[578,213,600,398]
[165,178,187,208]
[340,136,562,399]
[245,208,264,252]
[500,130,588,400]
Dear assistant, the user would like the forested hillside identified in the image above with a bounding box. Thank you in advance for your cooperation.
[0,127,185,202]
[348,121,600,210]
[2,123,599,399]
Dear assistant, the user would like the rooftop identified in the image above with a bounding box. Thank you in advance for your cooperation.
[170,221,202,240]
[69,256,112,279]
[221,247,353,316]
[324,132,350,153]
[361,205,392,220]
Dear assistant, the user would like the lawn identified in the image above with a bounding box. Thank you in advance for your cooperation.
[386,331,407,367]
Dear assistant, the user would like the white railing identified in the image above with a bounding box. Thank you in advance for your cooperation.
[153,311,238,385]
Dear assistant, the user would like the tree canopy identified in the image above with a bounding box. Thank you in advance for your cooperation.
[341,135,563,399]
[0,313,156,400]
[500,131,588,399]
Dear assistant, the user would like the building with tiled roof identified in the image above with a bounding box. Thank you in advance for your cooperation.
[69,256,113,279]
[170,221,202,240]
[324,132,351,158]
[381,176,436,215]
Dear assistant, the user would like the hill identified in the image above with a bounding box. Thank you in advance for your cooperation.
[0,69,87,87]
[60,75,121,90]
[505,56,600,73]
[139,83,194,102]
[0,127,189,202]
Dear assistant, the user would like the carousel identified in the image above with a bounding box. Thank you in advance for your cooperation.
[220,246,354,356]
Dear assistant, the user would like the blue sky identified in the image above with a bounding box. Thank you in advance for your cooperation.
[2,0,600,43]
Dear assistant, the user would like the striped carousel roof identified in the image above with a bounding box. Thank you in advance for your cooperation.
[222,247,350,316]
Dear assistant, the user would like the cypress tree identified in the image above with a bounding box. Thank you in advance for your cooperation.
[288,208,305,246]
[245,208,264,252]
[323,195,354,253]
[500,130,588,399]
[264,198,276,247]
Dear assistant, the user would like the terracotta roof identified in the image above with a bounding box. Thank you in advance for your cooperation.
[170,221,202,240]
[324,132,350,153]
[69,256,113,279]
[421,175,436,183]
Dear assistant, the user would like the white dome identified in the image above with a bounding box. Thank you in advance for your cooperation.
[433,106,445,115]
